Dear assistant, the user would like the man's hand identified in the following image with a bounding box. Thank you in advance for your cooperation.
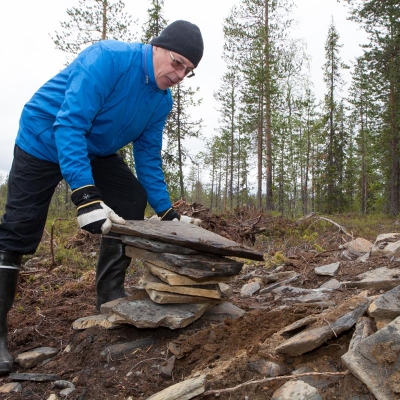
[71,185,125,234]
[157,208,201,226]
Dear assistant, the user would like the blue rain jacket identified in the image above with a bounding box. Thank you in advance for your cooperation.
[15,41,173,213]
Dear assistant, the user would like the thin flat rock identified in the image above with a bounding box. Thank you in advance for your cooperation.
[9,373,61,382]
[139,272,228,300]
[110,298,210,329]
[112,220,264,261]
[145,287,228,304]
[121,235,200,255]
[126,246,242,279]
[145,263,232,286]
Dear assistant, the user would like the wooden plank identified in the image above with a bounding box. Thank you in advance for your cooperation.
[125,246,243,279]
[112,220,264,261]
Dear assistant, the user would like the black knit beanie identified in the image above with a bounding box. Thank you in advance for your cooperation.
[150,20,204,68]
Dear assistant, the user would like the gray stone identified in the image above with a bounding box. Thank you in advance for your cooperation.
[339,238,373,260]
[160,355,176,379]
[139,272,230,300]
[146,374,206,400]
[342,316,400,400]
[100,338,155,363]
[240,281,261,297]
[292,365,341,389]
[144,263,231,285]
[9,373,61,382]
[60,387,75,396]
[145,288,227,305]
[201,302,245,321]
[0,382,22,393]
[370,233,400,259]
[279,316,317,338]
[314,262,340,276]
[368,285,400,319]
[259,274,300,295]
[72,314,125,330]
[15,347,58,369]
[271,380,321,400]
[319,279,341,290]
[275,295,370,356]
[348,317,375,352]
[342,267,400,291]
[112,219,264,260]
[109,298,210,329]
[272,286,332,304]
[248,358,290,377]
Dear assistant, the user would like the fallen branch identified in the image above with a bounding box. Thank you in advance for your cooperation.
[317,216,353,239]
[202,370,349,397]
[298,213,353,240]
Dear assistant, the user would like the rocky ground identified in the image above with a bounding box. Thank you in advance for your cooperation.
[0,204,397,399]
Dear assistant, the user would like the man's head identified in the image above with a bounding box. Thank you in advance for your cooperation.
[151,20,204,90]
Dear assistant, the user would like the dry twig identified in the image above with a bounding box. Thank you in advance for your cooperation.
[202,370,349,397]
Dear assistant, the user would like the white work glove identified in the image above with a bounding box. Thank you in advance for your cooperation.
[179,215,202,226]
[71,185,126,234]
[157,208,202,226]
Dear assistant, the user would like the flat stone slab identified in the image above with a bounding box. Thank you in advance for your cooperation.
[144,263,232,286]
[147,374,206,400]
[240,281,261,297]
[15,347,58,369]
[314,262,340,276]
[72,314,125,330]
[139,272,230,300]
[201,302,246,321]
[275,295,370,356]
[342,316,400,400]
[109,298,211,329]
[272,286,333,304]
[342,267,400,291]
[126,246,243,279]
[122,235,200,255]
[319,279,341,290]
[9,373,61,382]
[112,220,264,260]
[368,285,400,319]
[370,233,400,259]
[145,284,231,305]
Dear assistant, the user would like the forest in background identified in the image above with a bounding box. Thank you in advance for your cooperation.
[0,0,399,219]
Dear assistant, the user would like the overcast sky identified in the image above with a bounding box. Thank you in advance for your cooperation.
[0,0,367,179]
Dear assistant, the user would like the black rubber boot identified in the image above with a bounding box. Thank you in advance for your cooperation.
[96,236,131,311]
[0,252,21,375]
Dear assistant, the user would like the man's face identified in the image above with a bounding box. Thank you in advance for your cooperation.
[153,46,195,90]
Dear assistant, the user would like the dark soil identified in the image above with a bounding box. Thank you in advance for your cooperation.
[0,204,393,399]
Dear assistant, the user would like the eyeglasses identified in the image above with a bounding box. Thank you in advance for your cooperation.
[169,52,195,78]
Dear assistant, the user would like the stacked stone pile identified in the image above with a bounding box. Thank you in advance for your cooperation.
[124,235,241,306]
[95,220,264,329]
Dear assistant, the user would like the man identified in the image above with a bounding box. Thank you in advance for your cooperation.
[0,20,204,374]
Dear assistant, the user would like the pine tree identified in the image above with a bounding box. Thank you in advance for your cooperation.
[343,0,400,215]
[52,0,137,63]
[321,19,348,214]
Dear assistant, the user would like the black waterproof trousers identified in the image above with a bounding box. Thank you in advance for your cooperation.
[0,145,147,254]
